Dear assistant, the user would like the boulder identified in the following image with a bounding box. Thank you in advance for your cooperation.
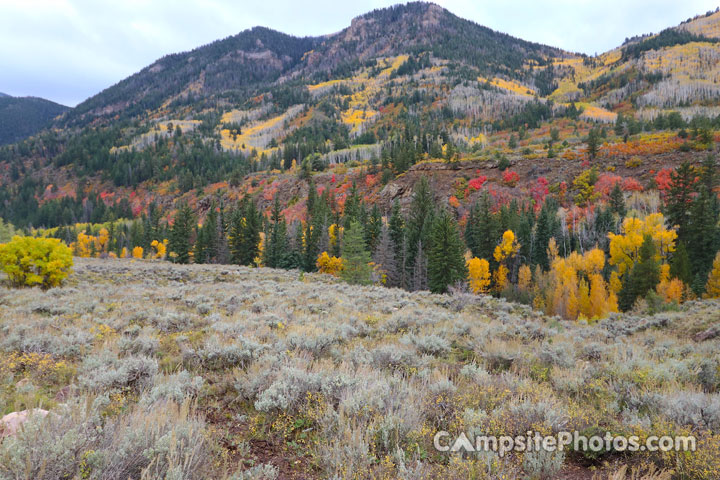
[0,409,49,438]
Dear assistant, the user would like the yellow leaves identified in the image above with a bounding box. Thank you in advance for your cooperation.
[517,265,532,292]
[493,230,519,263]
[132,246,144,259]
[658,278,685,304]
[493,264,509,292]
[328,224,343,250]
[316,251,343,276]
[705,252,720,298]
[546,250,616,321]
[608,213,677,277]
[478,76,536,96]
[584,249,605,274]
[467,257,491,294]
[0,236,73,288]
[151,239,168,259]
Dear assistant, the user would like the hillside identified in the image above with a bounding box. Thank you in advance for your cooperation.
[1,257,719,479]
[0,95,68,145]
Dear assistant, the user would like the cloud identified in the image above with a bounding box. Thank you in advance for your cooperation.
[0,0,717,106]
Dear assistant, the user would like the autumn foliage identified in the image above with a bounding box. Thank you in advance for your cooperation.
[0,236,73,288]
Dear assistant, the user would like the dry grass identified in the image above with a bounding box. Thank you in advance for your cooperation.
[0,258,719,479]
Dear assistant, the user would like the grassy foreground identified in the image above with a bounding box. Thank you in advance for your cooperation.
[0,258,719,479]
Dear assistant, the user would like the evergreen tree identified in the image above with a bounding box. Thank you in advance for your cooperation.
[406,176,435,282]
[532,197,560,270]
[341,220,372,285]
[427,210,468,294]
[365,204,382,253]
[619,234,661,311]
[466,192,498,262]
[664,162,696,241]
[216,205,230,264]
[670,241,692,285]
[169,203,195,264]
[229,199,261,266]
[609,182,627,218]
[586,127,600,159]
[194,202,218,263]
[264,197,288,268]
[687,156,720,293]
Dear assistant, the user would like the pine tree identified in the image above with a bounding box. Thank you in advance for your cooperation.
[194,202,218,263]
[670,241,692,285]
[466,192,497,262]
[216,205,230,264]
[169,203,195,264]
[427,210,468,294]
[264,197,288,268]
[229,199,261,266]
[406,176,435,281]
[619,234,661,311]
[532,199,556,270]
[687,156,720,294]
[586,127,600,159]
[609,182,627,218]
[365,204,382,253]
[341,220,372,285]
[664,162,696,241]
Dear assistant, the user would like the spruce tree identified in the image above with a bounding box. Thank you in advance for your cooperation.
[427,210,468,294]
[670,241,692,285]
[687,156,720,294]
[586,127,600,159]
[365,204,382,253]
[169,203,195,264]
[664,162,696,241]
[609,182,627,218]
[406,176,435,280]
[341,220,372,285]
[229,199,261,266]
[264,197,288,268]
[466,192,498,262]
[194,202,218,263]
[619,234,661,311]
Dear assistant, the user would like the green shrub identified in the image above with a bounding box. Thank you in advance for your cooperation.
[0,236,73,288]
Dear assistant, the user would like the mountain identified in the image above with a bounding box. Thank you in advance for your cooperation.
[0,92,9,98]
[0,95,69,145]
[62,2,567,128]
[3,2,720,230]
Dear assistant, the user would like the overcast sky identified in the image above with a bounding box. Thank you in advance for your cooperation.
[1,0,718,107]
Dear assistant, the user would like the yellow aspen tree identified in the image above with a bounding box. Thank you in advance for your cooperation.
[517,264,532,292]
[658,278,684,303]
[608,213,677,277]
[96,228,109,254]
[589,273,611,318]
[316,251,343,276]
[121,247,129,258]
[493,264,509,292]
[493,230,520,263]
[132,246,143,259]
[578,279,591,319]
[705,252,720,298]
[467,257,491,294]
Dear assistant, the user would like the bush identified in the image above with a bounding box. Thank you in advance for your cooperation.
[0,236,73,288]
